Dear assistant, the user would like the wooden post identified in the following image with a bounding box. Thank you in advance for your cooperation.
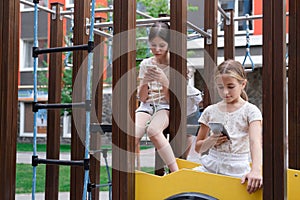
[263,0,287,199]
[89,16,106,200]
[203,0,218,106]
[223,9,235,60]
[71,0,90,199]
[169,0,187,159]
[112,0,136,199]
[0,0,19,199]
[45,3,64,200]
[288,0,300,170]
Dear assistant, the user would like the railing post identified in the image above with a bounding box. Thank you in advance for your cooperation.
[45,3,64,199]
[224,9,235,60]
[0,0,19,199]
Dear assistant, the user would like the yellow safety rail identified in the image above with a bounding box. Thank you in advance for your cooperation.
[136,159,300,200]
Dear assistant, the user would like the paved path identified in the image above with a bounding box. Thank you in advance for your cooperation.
[16,192,110,200]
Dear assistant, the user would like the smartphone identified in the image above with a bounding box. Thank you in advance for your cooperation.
[208,122,230,140]
[146,64,157,70]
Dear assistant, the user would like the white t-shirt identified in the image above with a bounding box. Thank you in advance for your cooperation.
[187,84,202,116]
[138,57,169,104]
[199,102,262,154]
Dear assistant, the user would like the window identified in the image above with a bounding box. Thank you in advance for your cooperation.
[219,0,253,33]
[19,102,47,137]
[65,0,74,8]
[20,0,48,11]
[21,39,49,70]
[23,40,34,69]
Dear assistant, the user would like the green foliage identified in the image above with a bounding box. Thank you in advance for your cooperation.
[37,70,48,91]
[61,68,73,104]
[188,3,199,12]
[136,27,151,65]
[137,0,169,17]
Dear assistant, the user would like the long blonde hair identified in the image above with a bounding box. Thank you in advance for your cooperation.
[215,59,248,101]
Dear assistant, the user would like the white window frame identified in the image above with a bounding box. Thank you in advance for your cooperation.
[19,102,47,137]
[20,39,34,71]
[19,102,72,138]
[65,0,74,8]
[20,0,34,12]
[20,0,48,12]
[218,0,254,35]
[20,39,49,72]
[63,111,71,138]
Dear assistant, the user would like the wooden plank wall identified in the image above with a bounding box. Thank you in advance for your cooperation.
[112,0,136,199]
[263,0,287,199]
[169,0,187,159]
[288,0,300,170]
[0,0,19,199]
[71,0,90,199]
[45,3,64,200]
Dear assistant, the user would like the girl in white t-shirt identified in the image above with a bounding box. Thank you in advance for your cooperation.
[194,59,263,194]
[136,22,178,172]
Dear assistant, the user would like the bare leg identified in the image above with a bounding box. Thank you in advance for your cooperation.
[135,112,151,145]
[147,110,179,172]
[135,112,151,169]
[182,134,194,159]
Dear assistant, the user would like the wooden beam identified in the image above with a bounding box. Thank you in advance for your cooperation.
[0,0,19,199]
[204,0,218,106]
[169,0,187,159]
[223,9,235,60]
[112,0,136,199]
[263,0,287,199]
[45,4,64,200]
[71,0,90,199]
[288,0,300,170]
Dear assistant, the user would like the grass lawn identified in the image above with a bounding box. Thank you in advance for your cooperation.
[16,143,154,193]
[17,143,71,152]
[17,143,153,152]
[16,164,154,194]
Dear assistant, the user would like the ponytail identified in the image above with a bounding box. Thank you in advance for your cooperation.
[241,89,248,101]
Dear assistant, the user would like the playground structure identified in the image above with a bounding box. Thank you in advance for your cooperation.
[0,0,300,200]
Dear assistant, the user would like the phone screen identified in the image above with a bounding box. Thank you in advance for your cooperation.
[208,122,230,140]
[146,64,157,70]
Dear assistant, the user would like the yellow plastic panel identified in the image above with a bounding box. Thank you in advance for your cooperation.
[287,168,300,199]
[136,159,300,200]
[136,159,262,200]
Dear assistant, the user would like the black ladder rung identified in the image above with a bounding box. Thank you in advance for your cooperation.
[32,41,94,57]
[88,182,112,192]
[32,102,87,112]
[37,158,84,166]
[32,156,90,169]
[90,123,112,134]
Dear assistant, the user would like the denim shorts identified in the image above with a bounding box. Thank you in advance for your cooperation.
[186,110,201,136]
[136,102,169,115]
